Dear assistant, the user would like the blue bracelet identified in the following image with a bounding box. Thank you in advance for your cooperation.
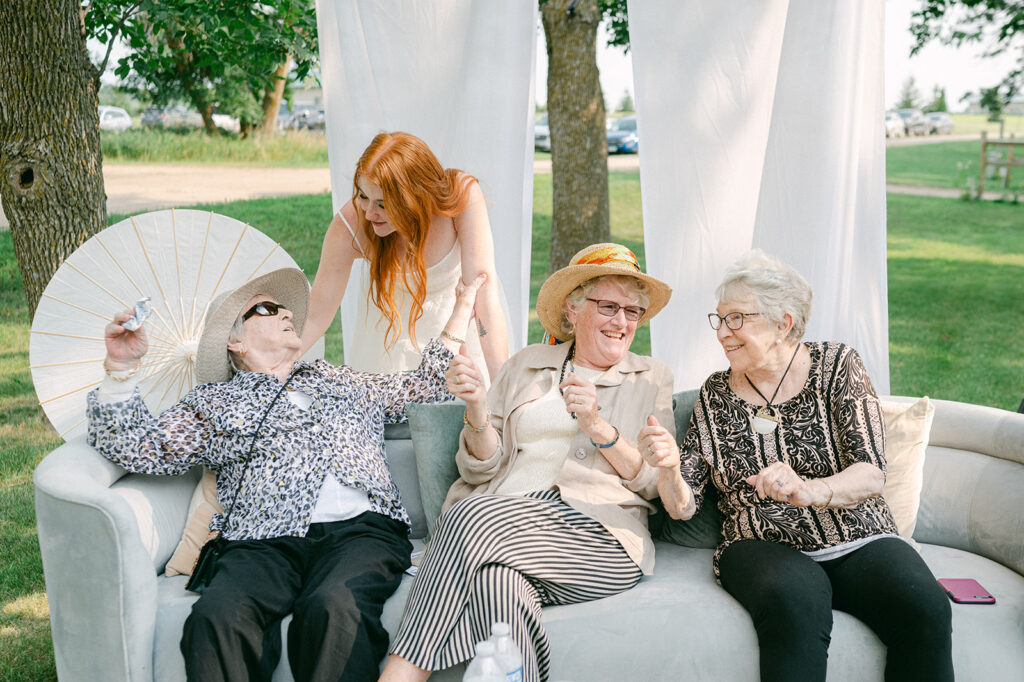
[590,426,620,449]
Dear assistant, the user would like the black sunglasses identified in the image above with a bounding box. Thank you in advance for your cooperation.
[242,301,286,321]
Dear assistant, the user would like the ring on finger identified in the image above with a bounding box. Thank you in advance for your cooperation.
[647,444,655,455]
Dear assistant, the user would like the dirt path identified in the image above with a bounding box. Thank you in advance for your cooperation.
[0,165,333,229]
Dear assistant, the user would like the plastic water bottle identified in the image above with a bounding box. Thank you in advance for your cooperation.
[490,622,524,682]
[463,640,505,682]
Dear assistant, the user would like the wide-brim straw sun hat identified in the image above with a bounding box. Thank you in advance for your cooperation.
[196,267,311,384]
[536,243,672,342]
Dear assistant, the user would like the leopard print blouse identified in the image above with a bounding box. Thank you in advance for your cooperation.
[680,341,899,578]
[87,338,454,540]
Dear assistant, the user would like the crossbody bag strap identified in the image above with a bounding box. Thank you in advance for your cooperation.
[219,372,295,536]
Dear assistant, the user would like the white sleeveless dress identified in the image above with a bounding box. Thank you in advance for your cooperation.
[339,212,490,385]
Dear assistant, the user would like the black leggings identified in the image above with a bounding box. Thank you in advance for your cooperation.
[718,537,953,682]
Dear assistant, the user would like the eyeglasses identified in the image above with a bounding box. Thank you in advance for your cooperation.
[707,312,761,331]
[586,298,646,322]
[242,301,286,321]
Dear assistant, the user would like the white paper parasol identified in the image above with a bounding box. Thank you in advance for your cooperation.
[30,209,319,441]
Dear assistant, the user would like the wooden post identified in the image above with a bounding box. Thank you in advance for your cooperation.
[979,130,986,199]
[1007,133,1015,189]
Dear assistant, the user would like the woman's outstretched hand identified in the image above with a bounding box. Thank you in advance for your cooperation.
[637,415,680,470]
[441,273,487,353]
[104,310,149,371]
[446,345,486,407]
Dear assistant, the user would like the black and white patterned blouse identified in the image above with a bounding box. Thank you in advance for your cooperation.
[87,339,454,540]
[680,341,899,577]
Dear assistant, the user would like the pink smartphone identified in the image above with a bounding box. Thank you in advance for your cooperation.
[937,578,996,604]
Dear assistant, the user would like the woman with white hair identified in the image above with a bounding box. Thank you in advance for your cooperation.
[643,250,953,681]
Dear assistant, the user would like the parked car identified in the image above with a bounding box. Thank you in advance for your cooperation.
[534,114,550,151]
[884,111,906,138]
[298,107,326,131]
[896,108,930,136]
[211,111,240,133]
[925,111,954,135]
[140,105,203,130]
[278,104,324,132]
[607,115,638,154]
[98,106,133,133]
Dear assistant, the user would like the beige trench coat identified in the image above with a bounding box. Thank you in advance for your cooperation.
[442,342,676,575]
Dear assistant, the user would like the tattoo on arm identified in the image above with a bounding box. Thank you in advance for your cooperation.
[476,318,488,337]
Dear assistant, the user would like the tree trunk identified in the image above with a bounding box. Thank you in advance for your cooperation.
[260,55,292,132]
[542,0,610,273]
[0,0,106,315]
[196,100,218,135]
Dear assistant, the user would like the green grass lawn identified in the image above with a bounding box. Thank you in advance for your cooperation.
[2,178,1023,678]
[951,113,1024,136]
[101,128,330,167]
[887,140,1024,193]
[887,194,1024,408]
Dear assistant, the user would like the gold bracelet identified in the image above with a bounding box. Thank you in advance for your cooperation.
[440,330,465,345]
[104,359,140,382]
[812,479,834,510]
[463,408,490,433]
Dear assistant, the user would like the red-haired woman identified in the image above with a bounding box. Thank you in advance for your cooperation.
[303,131,508,382]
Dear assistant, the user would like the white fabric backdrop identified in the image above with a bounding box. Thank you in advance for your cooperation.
[628,0,890,393]
[316,0,537,356]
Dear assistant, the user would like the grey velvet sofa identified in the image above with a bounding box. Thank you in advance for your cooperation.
[34,392,1024,681]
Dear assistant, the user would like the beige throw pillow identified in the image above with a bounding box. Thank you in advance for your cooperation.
[164,469,223,576]
[879,396,935,540]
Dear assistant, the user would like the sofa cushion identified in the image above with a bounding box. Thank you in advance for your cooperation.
[880,396,934,539]
[165,469,221,576]
[406,402,465,538]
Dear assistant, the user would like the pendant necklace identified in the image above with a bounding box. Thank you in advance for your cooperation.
[745,344,801,435]
[558,341,577,420]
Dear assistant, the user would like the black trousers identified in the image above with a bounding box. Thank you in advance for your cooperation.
[719,537,953,682]
[180,512,412,682]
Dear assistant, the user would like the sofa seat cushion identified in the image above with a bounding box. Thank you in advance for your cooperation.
[917,543,1024,679]
[151,541,1023,682]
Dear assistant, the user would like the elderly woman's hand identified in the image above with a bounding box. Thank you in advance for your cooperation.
[446,346,486,405]
[559,372,600,427]
[637,415,679,470]
[104,309,149,371]
[745,461,815,507]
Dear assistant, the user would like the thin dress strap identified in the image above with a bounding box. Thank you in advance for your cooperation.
[337,208,366,258]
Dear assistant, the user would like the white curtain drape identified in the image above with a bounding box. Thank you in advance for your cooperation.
[316,0,537,356]
[628,0,889,393]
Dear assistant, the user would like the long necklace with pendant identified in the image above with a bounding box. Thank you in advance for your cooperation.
[745,344,801,435]
[558,341,577,420]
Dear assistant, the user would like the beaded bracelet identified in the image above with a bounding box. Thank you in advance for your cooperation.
[104,360,140,382]
[812,479,834,510]
[440,330,466,345]
[590,426,620,449]
[463,409,490,433]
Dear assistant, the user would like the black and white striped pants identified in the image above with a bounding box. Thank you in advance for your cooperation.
[389,490,642,682]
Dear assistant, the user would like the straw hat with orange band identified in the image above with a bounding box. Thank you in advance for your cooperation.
[536,243,672,343]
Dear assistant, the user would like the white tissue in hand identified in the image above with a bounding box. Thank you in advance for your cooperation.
[121,296,153,331]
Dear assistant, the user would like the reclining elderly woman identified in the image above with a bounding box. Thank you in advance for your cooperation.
[86,267,485,682]
[381,243,677,682]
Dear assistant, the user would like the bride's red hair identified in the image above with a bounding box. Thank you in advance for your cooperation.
[353,132,476,349]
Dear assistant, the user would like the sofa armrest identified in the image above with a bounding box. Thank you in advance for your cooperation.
[911,399,1024,576]
[34,437,160,682]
